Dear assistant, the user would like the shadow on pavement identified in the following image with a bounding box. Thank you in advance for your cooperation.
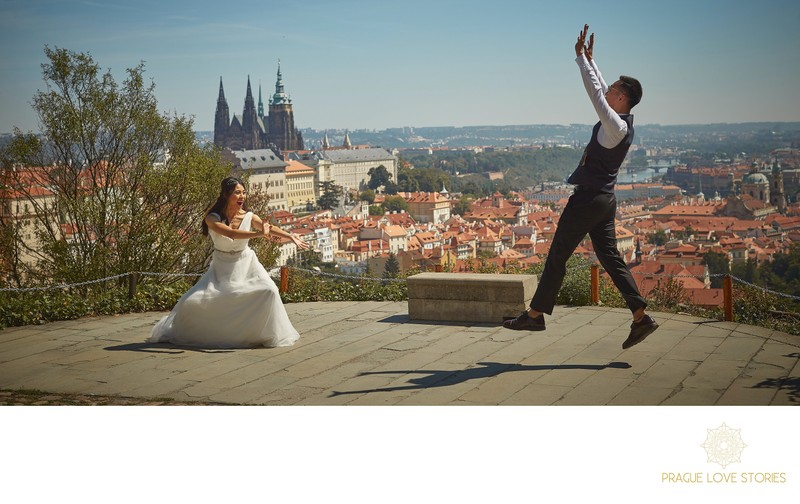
[329,360,631,397]
[752,354,800,403]
[103,342,236,354]
[378,314,499,327]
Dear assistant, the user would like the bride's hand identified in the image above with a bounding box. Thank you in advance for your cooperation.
[292,235,311,250]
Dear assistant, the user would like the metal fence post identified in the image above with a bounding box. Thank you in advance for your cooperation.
[128,272,138,299]
[723,274,734,321]
[280,266,289,293]
[591,264,600,305]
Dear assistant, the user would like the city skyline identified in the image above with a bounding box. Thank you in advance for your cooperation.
[1,0,799,135]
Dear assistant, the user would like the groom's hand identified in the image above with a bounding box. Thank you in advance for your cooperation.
[585,32,594,61]
[575,24,589,57]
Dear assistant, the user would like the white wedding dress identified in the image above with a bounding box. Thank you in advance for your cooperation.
[150,212,300,348]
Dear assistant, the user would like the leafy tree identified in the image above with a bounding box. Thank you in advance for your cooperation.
[754,243,800,297]
[676,225,695,240]
[0,210,22,287]
[382,195,409,213]
[317,181,342,210]
[384,180,400,195]
[395,163,452,194]
[453,197,473,216]
[383,252,400,278]
[456,179,489,198]
[415,167,449,192]
[0,46,232,286]
[359,189,375,204]
[396,165,420,193]
[701,250,730,288]
[649,229,668,247]
[732,258,760,285]
[367,165,391,190]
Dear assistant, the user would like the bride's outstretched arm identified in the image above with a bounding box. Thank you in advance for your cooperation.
[258,215,311,250]
[250,214,272,236]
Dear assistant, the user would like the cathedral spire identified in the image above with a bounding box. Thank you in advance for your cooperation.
[242,75,261,149]
[213,76,231,147]
[258,82,264,118]
[242,75,257,133]
[272,60,290,105]
[343,131,352,148]
[217,77,226,103]
[322,131,330,149]
[245,76,255,109]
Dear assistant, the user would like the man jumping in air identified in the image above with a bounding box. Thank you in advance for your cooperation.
[504,24,658,349]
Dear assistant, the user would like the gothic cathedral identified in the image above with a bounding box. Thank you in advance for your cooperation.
[213,63,305,152]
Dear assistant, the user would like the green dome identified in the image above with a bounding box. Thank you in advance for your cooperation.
[743,172,768,185]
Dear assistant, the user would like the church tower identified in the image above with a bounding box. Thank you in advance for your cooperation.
[771,158,787,213]
[268,62,304,152]
[213,77,230,147]
[241,76,263,150]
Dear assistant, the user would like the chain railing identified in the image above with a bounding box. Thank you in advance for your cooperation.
[2,264,798,327]
[0,266,406,297]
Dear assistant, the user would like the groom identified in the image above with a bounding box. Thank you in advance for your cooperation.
[504,24,658,349]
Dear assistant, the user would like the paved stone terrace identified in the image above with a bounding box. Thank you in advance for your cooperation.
[1,301,798,405]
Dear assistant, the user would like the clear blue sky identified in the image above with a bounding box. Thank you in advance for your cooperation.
[1,0,799,134]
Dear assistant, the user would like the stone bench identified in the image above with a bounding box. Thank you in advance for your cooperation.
[406,272,538,323]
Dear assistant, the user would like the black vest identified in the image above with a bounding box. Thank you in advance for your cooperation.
[567,114,634,193]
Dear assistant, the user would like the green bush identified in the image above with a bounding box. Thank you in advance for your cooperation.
[555,257,592,306]
[733,283,800,335]
[0,277,193,329]
[647,277,689,312]
[598,276,627,309]
[280,269,407,303]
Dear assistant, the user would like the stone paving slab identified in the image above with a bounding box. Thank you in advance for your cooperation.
[1,302,799,405]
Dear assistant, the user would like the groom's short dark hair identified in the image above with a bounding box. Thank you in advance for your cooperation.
[618,76,642,108]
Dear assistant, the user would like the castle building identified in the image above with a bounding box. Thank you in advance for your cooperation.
[285,159,317,212]
[294,137,398,196]
[214,63,304,152]
[315,147,398,192]
[228,148,289,212]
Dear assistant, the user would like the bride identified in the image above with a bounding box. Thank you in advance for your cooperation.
[150,176,310,348]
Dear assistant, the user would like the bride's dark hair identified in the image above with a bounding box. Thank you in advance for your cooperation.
[201,176,247,236]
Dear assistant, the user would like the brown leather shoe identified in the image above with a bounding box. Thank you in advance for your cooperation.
[622,314,658,349]
[503,311,546,331]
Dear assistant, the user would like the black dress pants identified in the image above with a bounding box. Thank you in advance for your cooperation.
[529,189,647,315]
